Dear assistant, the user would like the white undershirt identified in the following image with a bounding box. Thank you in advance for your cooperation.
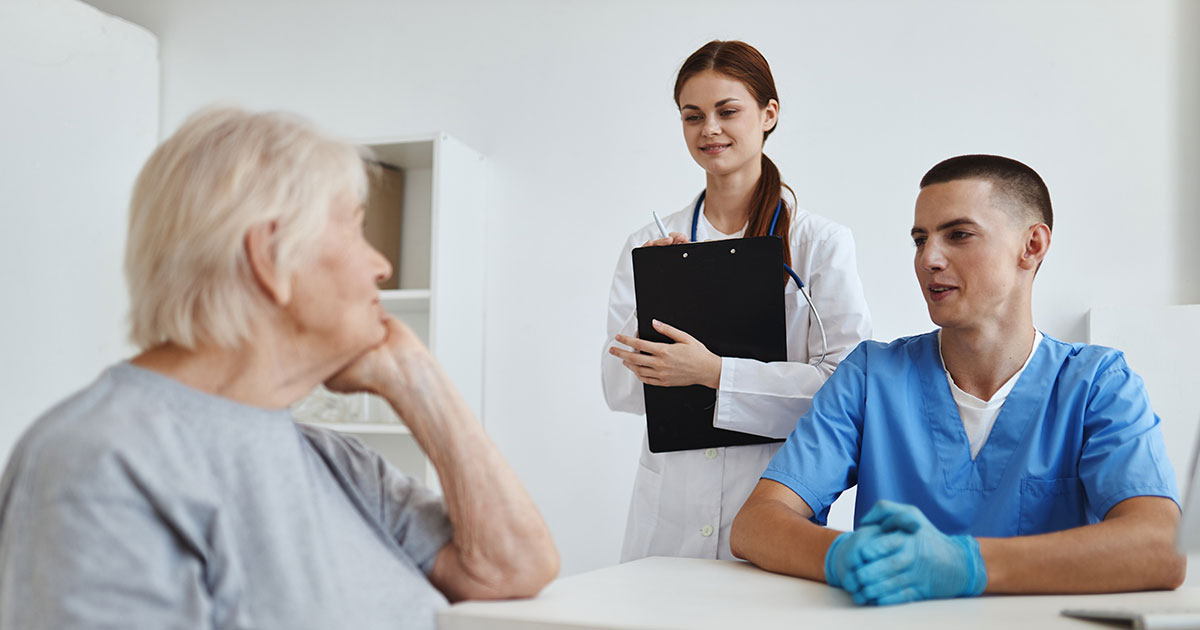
[699,202,747,239]
[939,330,1044,459]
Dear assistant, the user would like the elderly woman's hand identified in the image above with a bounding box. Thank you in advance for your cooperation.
[328,314,561,600]
[325,316,430,397]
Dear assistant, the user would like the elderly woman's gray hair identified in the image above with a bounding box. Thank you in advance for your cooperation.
[125,106,369,350]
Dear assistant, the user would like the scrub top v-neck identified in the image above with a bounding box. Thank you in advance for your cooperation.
[763,331,1179,537]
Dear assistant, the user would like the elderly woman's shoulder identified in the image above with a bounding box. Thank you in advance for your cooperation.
[12,364,153,461]
[2,362,270,506]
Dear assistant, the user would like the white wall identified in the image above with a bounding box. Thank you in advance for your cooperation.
[0,0,157,462]
[76,0,1198,576]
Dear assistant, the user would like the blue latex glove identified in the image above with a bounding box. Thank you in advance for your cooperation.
[849,500,988,606]
[823,525,885,591]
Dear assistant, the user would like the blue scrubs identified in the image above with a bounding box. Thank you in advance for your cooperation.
[763,331,1179,537]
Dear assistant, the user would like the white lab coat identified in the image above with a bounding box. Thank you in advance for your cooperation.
[601,192,872,561]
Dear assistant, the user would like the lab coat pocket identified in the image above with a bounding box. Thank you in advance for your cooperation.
[782,276,810,361]
[622,460,665,561]
[631,460,664,525]
[1018,477,1086,535]
[783,284,799,325]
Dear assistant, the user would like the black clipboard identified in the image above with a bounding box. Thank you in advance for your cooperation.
[632,236,788,453]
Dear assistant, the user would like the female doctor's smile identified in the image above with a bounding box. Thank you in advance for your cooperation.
[679,69,777,178]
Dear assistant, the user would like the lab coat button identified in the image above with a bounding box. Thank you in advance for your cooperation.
[700,525,714,537]
[704,448,718,460]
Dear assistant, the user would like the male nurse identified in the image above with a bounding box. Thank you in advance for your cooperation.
[730,155,1185,605]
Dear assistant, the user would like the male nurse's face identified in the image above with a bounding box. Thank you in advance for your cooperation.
[911,179,1030,331]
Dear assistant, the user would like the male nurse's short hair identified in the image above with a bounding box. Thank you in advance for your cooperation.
[125,106,369,350]
[920,154,1053,231]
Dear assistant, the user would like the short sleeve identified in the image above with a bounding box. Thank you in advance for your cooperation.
[761,343,869,525]
[0,495,211,629]
[298,426,453,574]
[1079,359,1180,519]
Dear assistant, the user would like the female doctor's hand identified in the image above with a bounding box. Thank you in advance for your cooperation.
[609,319,722,389]
[641,232,689,248]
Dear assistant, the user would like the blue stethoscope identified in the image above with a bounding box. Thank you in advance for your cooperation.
[690,190,829,366]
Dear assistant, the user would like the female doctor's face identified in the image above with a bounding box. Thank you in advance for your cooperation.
[677,70,778,178]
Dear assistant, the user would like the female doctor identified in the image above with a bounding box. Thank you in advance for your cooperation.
[602,40,872,561]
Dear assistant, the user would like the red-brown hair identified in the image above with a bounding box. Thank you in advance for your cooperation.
[674,40,794,267]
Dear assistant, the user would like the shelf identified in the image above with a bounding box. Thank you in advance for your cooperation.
[366,138,434,169]
[379,288,430,313]
[302,422,412,435]
[289,132,483,490]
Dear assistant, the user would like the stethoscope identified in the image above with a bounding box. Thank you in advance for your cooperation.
[690,190,829,366]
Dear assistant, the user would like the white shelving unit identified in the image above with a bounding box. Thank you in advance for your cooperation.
[293,133,486,489]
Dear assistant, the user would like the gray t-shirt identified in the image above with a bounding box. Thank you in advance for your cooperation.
[0,362,453,629]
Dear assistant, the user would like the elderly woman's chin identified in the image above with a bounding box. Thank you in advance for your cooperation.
[273,295,390,380]
[366,306,390,347]
[329,308,391,364]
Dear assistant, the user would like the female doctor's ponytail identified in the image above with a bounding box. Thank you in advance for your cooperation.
[675,40,795,268]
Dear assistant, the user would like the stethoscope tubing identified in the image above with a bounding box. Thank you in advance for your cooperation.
[690,191,829,367]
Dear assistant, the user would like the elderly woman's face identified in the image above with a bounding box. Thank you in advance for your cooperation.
[286,192,392,363]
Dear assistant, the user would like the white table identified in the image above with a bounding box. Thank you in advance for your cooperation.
[439,557,1200,629]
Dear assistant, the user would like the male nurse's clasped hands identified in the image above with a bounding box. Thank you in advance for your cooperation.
[825,501,987,605]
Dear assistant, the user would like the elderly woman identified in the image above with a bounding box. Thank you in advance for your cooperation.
[0,107,558,629]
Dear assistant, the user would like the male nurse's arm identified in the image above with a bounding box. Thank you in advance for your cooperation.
[978,357,1187,594]
[731,344,869,581]
[983,356,1186,593]
[731,479,842,581]
[734,485,1184,595]
[978,496,1184,593]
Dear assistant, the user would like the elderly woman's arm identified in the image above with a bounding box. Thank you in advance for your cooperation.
[329,318,559,601]
[385,354,560,601]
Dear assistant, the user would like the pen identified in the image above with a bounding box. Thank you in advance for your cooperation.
[652,211,669,239]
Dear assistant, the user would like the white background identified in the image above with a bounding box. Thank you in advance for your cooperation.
[0,1,155,465]
[6,0,1198,577]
